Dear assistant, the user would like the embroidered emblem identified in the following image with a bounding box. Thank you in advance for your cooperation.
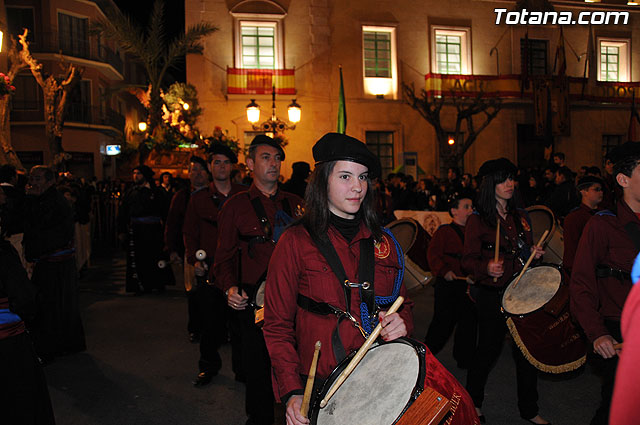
[520,217,531,232]
[375,235,391,259]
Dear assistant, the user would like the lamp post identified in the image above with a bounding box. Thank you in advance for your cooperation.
[246,86,301,135]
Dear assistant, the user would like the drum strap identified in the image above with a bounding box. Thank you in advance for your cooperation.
[595,265,631,282]
[624,222,640,252]
[449,223,465,243]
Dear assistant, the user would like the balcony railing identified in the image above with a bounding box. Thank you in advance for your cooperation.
[29,31,124,76]
[227,68,295,95]
[424,73,640,104]
[66,103,125,133]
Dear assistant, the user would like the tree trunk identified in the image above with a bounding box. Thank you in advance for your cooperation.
[0,95,24,169]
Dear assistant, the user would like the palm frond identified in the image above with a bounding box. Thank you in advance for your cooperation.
[164,22,218,70]
[145,0,166,65]
[91,12,147,62]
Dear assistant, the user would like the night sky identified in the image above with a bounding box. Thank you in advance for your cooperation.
[113,0,187,82]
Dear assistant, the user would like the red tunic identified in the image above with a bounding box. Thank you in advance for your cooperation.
[610,281,640,424]
[213,184,303,292]
[462,210,534,288]
[262,224,414,401]
[427,223,465,278]
[182,183,246,271]
[570,200,636,343]
[563,203,598,274]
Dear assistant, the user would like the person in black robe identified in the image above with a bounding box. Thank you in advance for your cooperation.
[24,166,86,362]
[118,166,174,294]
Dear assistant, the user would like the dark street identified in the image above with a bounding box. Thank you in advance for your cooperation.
[45,251,600,425]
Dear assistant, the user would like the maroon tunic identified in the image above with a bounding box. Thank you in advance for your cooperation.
[570,200,637,342]
[428,223,465,278]
[462,210,534,288]
[213,184,303,293]
[563,203,598,275]
[182,183,246,272]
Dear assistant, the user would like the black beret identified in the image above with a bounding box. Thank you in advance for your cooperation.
[133,165,155,181]
[207,143,238,163]
[189,155,209,170]
[607,142,640,165]
[576,175,604,190]
[292,161,311,174]
[477,158,518,178]
[312,132,382,178]
[250,135,285,161]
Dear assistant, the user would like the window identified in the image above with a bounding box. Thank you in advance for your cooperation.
[68,81,92,123]
[58,12,89,59]
[12,75,40,111]
[233,17,284,69]
[599,39,630,82]
[362,26,397,99]
[6,7,35,40]
[521,38,548,76]
[602,134,622,160]
[366,131,394,178]
[431,27,471,75]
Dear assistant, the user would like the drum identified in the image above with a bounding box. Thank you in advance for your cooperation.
[387,218,433,290]
[310,338,480,425]
[525,205,564,265]
[502,265,586,373]
[252,280,266,326]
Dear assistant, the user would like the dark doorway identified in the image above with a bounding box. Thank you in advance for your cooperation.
[517,124,547,169]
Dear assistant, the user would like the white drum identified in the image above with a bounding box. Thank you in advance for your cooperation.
[313,340,422,425]
[502,265,561,315]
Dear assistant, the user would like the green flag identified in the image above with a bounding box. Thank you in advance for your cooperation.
[337,67,347,134]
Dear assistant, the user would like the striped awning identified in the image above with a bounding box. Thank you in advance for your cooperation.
[425,73,640,104]
[227,68,295,95]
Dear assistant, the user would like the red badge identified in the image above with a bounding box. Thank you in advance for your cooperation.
[375,235,391,259]
[521,217,531,232]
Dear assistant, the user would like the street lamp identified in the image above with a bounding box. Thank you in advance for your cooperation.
[246,86,301,134]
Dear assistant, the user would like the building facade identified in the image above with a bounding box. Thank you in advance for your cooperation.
[186,0,640,178]
[4,0,146,179]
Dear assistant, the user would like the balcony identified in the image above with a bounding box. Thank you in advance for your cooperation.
[67,103,125,134]
[227,68,295,95]
[29,31,124,79]
[424,73,640,104]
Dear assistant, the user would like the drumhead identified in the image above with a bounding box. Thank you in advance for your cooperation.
[502,266,562,315]
[316,342,419,425]
[387,219,418,255]
[255,281,266,308]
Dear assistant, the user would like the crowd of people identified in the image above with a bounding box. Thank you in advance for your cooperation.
[1,136,639,425]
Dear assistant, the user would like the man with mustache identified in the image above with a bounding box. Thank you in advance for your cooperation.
[213,135,302,425]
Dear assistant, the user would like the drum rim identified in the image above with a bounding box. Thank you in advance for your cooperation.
[310,337,426,425]
[386,218,419,255]
[501,263,563,316]
[525,205,557,246]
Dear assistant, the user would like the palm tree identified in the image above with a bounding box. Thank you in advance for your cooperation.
[92,0,217,164]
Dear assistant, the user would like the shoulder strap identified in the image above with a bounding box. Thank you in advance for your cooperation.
[249,196,272,239]
[449,223,465,243]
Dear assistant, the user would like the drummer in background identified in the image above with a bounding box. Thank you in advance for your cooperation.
[562,176,604,278]
[570,142,640,425]
[462,158,549,425]
[424,195,477,369]
[262,133,414,425]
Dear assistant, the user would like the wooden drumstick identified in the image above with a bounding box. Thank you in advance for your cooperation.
[493,221,500,283]
[300,341,321,418]
[613,343,623,351]
[319,296,405,409]
[510,230,549,290]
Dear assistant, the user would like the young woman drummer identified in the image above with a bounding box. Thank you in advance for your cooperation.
[262,133,413,425]
[461,158,550,425]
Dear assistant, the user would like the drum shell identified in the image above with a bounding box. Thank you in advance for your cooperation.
[502,265,587,373]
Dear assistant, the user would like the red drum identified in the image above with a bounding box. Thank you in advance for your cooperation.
[525,205,563,265]
[502,265,586,373]
[387,218,432,290]
[310,338,480,425]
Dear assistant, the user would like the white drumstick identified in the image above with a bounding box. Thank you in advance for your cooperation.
[195,249,207,261]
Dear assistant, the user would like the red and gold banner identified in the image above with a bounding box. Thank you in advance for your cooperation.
[424,73,640,104]
[227,68,295,95]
